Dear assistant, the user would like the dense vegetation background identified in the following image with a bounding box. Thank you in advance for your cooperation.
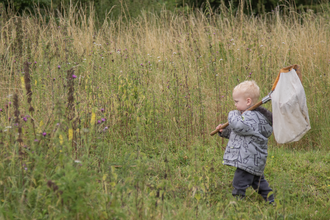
[0,1,329,219]
[1,0,327,21]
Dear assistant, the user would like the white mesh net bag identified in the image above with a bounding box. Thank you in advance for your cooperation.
[271,68,311,144]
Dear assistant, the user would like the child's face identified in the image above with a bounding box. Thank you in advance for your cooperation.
[233,91,252,112]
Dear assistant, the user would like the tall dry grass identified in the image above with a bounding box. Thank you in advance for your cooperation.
[1,5,329,149]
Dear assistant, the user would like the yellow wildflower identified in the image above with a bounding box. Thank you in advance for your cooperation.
[68,129,73,140]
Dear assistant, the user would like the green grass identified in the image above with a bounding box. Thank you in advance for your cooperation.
[0,140,329,219]
[0,3,330,219]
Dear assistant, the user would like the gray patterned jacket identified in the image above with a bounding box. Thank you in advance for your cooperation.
[219,107,273,176]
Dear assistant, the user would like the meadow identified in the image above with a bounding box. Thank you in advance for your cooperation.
[0,3,330,219]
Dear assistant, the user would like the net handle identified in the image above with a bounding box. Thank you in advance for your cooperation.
[210,64,301,136]
[210,100,263,136]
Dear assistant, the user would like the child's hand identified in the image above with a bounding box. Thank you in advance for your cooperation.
[216,124,223,133]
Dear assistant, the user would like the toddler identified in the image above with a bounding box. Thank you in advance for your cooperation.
[217,80,274,203]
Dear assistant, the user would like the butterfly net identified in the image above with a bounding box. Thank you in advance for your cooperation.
[271,68,311,144]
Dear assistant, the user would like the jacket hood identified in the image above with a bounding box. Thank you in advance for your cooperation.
[254,106,272,126]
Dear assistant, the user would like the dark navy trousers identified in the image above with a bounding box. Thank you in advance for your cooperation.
[232,168,274,202]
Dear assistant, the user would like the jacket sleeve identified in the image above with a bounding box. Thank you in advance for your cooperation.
[218,127,231,139]
[228,110,258,136]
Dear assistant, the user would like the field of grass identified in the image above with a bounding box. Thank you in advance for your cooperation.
[0,3,330,219]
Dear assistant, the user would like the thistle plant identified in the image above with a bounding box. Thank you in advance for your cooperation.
[23,61,36,139]
[13,94,23,145]
[66,68,75,121]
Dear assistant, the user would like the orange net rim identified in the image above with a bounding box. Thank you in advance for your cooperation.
[271,64,302,91]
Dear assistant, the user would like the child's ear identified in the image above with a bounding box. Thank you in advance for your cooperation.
[246,98,252,106]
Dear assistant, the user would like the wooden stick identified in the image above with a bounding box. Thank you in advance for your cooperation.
[210,64,301,136]
[210,100,263,136]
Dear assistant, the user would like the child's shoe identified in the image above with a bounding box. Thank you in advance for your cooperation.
[232,188,245,200]
[268,199,275,205]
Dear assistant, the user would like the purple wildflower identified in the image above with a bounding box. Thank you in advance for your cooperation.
[34,139,38,142]
[34,61,37,64]
[101,118,106,122]
[101,108,104,112]
[58,65,61,69]
[72,74,77,79]
[42,132,47,137]
[24,167,28,171]
[23,117,27,122]
[97,120,101,124]
[0,109,2,112]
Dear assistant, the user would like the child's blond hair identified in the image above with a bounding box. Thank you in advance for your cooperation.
[233,80,260,105]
